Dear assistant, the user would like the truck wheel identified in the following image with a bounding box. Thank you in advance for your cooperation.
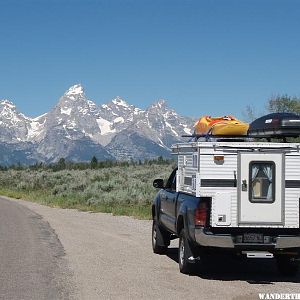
[178,228,195,274]
[152,220,168,254]
[276,256,299,276]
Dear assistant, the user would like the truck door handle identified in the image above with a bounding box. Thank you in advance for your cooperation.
[161,194,167,201]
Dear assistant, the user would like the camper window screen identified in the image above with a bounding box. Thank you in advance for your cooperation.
[249,161,275,203]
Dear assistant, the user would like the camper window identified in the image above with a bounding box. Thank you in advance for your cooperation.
[249,161,275,203]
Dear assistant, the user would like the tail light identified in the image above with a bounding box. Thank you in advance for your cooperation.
[194,202,208,226]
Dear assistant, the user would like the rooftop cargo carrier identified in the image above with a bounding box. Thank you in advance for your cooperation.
[248,112,300,138]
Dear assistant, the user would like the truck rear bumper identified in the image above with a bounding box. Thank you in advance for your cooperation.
[276,236,300,249]
[195,228,300,249]
[195,228,234,248]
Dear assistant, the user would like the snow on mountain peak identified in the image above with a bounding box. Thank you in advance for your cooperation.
[0,85,195,164]
[112,96,129,107]
[152,99,167,108]
[0,99,16,109]
[65,84,84,97]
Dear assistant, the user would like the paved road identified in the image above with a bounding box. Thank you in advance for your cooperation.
[0,197,72,300]
[1,196,299,300]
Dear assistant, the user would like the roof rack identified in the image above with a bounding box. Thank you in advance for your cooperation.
[182,134,300,143]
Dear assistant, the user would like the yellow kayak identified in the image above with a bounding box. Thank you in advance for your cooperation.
[194,115,249,136]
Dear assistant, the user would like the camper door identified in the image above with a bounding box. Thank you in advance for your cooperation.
[238,152,284,225]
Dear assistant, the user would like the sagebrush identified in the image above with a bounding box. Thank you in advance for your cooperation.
[0,163,174,219]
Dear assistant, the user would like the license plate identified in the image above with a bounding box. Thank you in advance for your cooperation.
[243,233,263,243]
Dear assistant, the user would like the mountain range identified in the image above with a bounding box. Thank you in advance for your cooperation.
[0,84,194,165]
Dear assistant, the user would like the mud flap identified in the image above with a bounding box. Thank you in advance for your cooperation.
[155,223,167,247]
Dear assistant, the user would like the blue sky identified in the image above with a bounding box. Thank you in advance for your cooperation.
[0,0,300,119]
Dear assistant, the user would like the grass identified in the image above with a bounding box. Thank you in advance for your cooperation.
[0,163,174,219]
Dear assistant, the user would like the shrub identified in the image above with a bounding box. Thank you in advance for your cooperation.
[0,163,174,219]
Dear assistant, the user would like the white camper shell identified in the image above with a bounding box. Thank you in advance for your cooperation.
[172,140,300,229]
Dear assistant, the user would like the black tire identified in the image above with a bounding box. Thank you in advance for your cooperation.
[276,256,299,276]
[152,220,168,254]
[178,228,195,274]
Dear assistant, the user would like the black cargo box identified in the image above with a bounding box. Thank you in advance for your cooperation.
[248,113,300,137]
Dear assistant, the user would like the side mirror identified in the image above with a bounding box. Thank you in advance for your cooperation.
[153,179,164,189]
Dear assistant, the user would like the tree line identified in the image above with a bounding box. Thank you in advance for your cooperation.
[0,156,174,172]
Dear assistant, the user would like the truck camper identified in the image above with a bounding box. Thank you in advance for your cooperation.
[152,113,300,275]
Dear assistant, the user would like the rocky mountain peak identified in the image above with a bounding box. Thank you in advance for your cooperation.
[148,99,169,111]
[111,96,129,107]
[64,84,85,98]
[100,96,140,122]
[0,84,195,164]
[0,99,16,108]
[0,99,33,143]
[0,99,26,121]
[56,84,97,117]
[156,99,167,107]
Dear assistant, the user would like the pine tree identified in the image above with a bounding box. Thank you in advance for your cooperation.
[91,156,98,169]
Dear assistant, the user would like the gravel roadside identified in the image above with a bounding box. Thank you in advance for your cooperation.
[5,196,300,300]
